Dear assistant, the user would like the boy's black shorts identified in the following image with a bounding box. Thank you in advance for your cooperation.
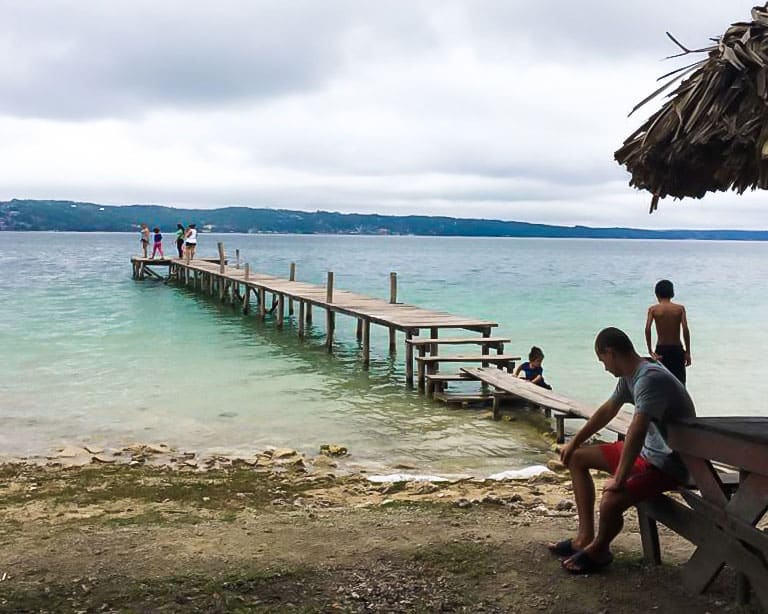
[655,344,686,385]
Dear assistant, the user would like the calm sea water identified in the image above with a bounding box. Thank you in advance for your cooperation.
[1,232,767,476]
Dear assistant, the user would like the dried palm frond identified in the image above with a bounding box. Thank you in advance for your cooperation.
[615,3,768,211]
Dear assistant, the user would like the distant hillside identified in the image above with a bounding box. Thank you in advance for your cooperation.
[2,199,767,240]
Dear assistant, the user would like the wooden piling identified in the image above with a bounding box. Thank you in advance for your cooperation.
[277,294,284,329]
[389,272,397,353]
[362,319,371,368]
[218,243,225,274]
[298,301,305,338]
[288,262,296,316]
[244,263,250,281]
[405,330,415,388]
[242,286,250,314]
[235,249,240,269]
[326,272,334,353]
[259,288,266,319]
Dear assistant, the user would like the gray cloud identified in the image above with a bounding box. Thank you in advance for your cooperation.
[1,1,766,229]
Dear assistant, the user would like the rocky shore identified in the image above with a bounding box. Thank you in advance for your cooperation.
[0,442,757,613]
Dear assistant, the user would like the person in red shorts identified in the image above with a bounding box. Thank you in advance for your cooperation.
[548,327,696,574]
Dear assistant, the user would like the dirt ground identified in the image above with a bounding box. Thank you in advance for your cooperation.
[0,461,760,613]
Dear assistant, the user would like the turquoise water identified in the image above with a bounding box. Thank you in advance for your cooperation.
[1,232,767,476]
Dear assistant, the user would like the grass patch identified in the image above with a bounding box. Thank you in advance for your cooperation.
[413,541,497,579]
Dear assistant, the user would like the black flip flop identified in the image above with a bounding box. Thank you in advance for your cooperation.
[562,550,614,575]
[547,539,577,557]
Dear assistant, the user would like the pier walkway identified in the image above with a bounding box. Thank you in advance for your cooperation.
[131,253,498,387]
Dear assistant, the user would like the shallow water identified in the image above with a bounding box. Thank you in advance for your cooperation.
[1,232,767,476]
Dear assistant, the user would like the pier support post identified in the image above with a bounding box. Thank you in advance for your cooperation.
[326,272,334,353]
[356,319,363,342]
[259,288,266,320]
[389,272,397,353]
[277,294,284,329]
[244,263,250,281]
[362,319,371,368]
[242,286,250,314]
[218,242,225,274]
[298,301,305,338]
[288,263,296,316]
[306,304,313,324]
[405,329,415,388]
[235,249,240,269]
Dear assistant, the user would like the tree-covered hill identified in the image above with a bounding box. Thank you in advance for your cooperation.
[1,199,767,240]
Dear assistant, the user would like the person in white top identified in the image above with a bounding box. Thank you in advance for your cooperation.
[184,224,197,260]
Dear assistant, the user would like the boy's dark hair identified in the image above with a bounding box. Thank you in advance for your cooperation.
[529,346,544,361]
[153,227,160,233]
[595,327,635,356]
[655,279,674,299]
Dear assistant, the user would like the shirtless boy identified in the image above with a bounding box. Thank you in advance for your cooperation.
[645,279,691,385]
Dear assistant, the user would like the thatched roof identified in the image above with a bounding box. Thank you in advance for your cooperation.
[615,3,768,211]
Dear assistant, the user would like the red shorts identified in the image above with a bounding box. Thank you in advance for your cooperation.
[599,441,680,503]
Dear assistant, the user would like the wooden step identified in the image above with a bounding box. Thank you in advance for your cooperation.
[407,336,510,346]
[416,354,520,364]
[432,391,495,405]
[425,373,472,382]
[424,372,473,398]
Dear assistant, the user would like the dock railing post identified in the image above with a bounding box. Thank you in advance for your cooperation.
[326,272,334,353]
[288,262,296,316]
[236,249,240,269]
[388,272,397,353]
[218,242,225,274]
[244,263,250,281]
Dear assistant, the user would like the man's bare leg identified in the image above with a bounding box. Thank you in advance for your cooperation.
[551,446,612,550]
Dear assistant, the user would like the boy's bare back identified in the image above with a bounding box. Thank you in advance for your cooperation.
[647,302,686,346]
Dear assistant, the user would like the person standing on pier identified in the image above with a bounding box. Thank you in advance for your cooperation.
[175,223,185,258]
[151,227,164,259]
[184,224,197,260]
[645,279,691,385]
[139,223,150,258]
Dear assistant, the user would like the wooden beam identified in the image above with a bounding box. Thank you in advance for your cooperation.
[362,319,371,368]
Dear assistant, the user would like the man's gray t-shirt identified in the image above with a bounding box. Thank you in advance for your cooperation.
[609,360,696,481]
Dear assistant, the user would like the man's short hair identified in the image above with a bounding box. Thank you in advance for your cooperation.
[595,327,635,355]
[655,279,674,299]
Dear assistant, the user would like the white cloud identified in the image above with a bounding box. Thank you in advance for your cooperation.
[1,0,767,229]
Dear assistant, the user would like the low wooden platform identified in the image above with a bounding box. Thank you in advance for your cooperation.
[462,367,633,442]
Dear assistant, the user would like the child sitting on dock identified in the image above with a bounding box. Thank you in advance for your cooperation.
[515,346,552,389]
[151,227,164,259]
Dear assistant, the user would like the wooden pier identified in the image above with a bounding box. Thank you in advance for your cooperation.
[131,250,500,388]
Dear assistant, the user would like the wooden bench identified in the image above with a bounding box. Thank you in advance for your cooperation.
[461,367,632,442]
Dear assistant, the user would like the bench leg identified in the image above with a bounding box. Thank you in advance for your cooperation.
[637,502,662,565]
[555,415,565,444]
[493,394,501,421]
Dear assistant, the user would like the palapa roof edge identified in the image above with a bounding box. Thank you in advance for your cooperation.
[615,3,768,212]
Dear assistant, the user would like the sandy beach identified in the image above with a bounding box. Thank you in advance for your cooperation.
[0,443,760,613]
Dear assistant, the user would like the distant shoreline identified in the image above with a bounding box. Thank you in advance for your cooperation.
[3,198,768,240]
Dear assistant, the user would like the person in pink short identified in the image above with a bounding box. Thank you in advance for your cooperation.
[151,227,164,259]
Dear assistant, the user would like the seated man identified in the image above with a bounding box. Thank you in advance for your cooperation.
[549,327,696,574]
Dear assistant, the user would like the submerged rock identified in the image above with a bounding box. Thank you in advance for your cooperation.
[319,444,348,457]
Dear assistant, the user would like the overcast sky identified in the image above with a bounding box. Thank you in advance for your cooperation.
[1,1,766,229]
